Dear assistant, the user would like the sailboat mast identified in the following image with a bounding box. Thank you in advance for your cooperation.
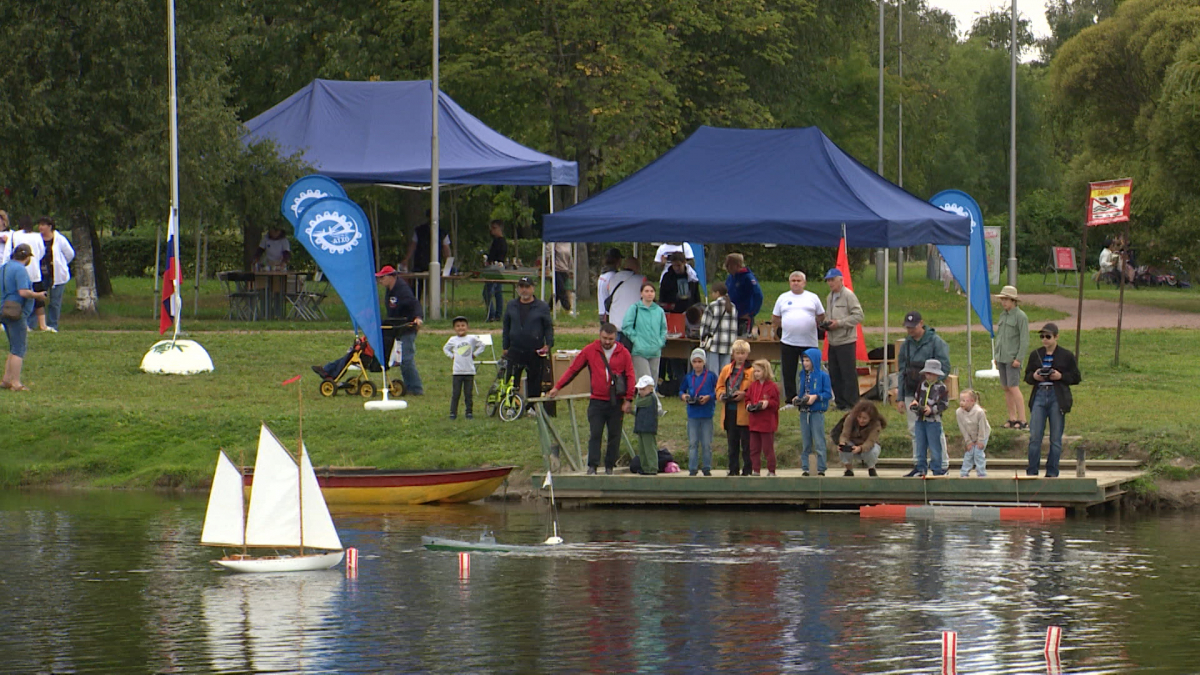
[239,446,247,557]
[297,383,305,555]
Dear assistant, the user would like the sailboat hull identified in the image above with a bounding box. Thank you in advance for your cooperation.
[215,551,345,573]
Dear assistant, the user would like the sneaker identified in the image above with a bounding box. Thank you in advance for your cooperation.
[465,413,473,420]
[817,471,825,477]
[449,413,457,420]
[43,327,58,333]
[689,470,698,477]
[753,470,762,476]
[843,469,854,477]
[726,470,737,477]
[868,468,878,477]
[702,470,712,477]
[767,471,777,477]
[586,467,597,475]
[903,468,921,478]
[605,467,614,475]
[311,365,329,379]
[801,471,810,477]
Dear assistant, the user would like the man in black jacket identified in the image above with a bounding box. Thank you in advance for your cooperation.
[483,220,507,322]
[502,277,554,408]
[1024,322,1082,477]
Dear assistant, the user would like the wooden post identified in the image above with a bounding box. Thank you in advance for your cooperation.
[1113,221,1131,366]
[1074,218,1087,357]
[567,398,583,471]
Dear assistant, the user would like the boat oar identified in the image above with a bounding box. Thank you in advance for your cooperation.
[543,470,563,545]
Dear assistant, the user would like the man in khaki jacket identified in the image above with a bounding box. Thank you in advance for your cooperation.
[823,268,864,410]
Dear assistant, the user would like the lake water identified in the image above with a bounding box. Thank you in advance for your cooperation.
[1,490,1198,674]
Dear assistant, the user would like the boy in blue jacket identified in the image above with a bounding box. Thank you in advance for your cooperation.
[681,348,717,476]
[794,347,832,476]
[724,253,763,336]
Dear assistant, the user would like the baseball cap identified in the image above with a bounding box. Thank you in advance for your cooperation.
[1040,322,1059,336]
[375,265,398,277]
[517,276,534,286]
[903,311,923,327]
[451,315,469,323]
[823,268,843,280]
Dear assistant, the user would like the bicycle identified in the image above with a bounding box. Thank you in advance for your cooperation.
[484,359,526,422]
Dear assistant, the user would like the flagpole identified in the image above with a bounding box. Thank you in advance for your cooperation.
[966,239,973,389]
[168,0,182,343]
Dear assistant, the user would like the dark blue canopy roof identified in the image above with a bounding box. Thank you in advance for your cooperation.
[243,79,578,186]
[543,126,967,246]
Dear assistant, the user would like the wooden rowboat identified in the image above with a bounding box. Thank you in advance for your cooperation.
[243,465,516,505]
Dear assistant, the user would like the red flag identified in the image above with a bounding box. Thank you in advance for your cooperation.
[823,237,870,362]
[159,209,179,335]
[281,375,302,386]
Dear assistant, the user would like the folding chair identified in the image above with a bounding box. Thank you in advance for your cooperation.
[219,271,260,321]
[295,271,330,320]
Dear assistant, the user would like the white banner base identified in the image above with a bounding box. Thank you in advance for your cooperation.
[141,339,214,375]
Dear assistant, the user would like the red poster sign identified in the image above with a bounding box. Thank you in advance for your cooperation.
[1053,247,1076,271]
[1087,178,1132,226]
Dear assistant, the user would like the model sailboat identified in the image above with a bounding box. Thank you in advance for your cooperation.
[201,424,344,573]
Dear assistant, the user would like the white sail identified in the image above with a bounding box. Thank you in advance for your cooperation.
[300,446,343,551]
[244,425,301,547]
[201,451,245,546]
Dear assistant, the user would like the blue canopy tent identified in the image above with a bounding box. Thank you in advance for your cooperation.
[542,126,968,247]
[544,125,971,394]
[243,79,578,186]
[243,79,579,317]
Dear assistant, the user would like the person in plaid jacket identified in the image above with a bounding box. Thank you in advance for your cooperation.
[699,282,739,375]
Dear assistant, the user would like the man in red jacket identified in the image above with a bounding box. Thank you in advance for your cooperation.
[548,323,636,475]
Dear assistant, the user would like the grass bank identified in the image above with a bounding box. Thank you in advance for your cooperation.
[1,324,1197,495]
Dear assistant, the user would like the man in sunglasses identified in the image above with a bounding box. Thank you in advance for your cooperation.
[1023,323,1082,477]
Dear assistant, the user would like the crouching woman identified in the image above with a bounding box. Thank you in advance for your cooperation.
[837,400,887,477]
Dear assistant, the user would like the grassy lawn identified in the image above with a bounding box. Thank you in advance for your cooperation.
[2,267,1194,490]
[1014,269,1200,314]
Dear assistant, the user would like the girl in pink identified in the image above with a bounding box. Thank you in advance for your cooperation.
[746,359,781,476]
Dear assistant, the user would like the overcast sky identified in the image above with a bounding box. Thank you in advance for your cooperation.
[927,0,1052,39]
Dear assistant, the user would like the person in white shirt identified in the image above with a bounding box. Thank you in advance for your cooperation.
[605,257,646,331]
[770,271,825,404]
[253,227,292,270]
[36,217,74,332]
[653,243,695,282]
[596,248,623,324]
[4,216,46,329]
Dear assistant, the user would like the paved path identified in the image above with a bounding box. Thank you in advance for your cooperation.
[862,292,1200,334]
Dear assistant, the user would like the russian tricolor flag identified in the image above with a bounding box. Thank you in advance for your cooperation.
[159,208,180,335]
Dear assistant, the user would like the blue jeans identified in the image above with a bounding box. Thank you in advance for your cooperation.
[483,282,504,320]
[913,419,944,474]
[800,410,827,474]
[395,331,424,394]
[687,417,713,472]
[3,316,28,358]
[46,284,65,329]
[961,444,987,477]
[1028,387,1064,477]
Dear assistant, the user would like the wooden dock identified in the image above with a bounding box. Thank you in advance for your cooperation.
[533,459,1143,513]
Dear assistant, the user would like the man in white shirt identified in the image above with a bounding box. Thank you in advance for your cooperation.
[605,257,646,331]
[596,248,623,324]
[771,270,825,404]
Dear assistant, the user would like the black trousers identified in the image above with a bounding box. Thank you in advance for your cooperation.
[450,374,474,414]
[780,342,815,402]
[587,398,624,469]
[724,410,752,476]
[827,342,860,410]
[506,349,545,404]
[553,271,571,310]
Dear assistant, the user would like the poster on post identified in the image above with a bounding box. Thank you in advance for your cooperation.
[984,226,1001,286]
[1087,178,1132,226]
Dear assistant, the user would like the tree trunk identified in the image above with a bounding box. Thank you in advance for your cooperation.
[71,210,99,315]
[89,224,113,297]
[243,224,262,270]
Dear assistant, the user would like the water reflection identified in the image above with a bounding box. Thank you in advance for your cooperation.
[203,572,342,672]
[2,493,1200,673]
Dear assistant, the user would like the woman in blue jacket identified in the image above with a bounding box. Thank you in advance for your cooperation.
[795,347,832,475]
